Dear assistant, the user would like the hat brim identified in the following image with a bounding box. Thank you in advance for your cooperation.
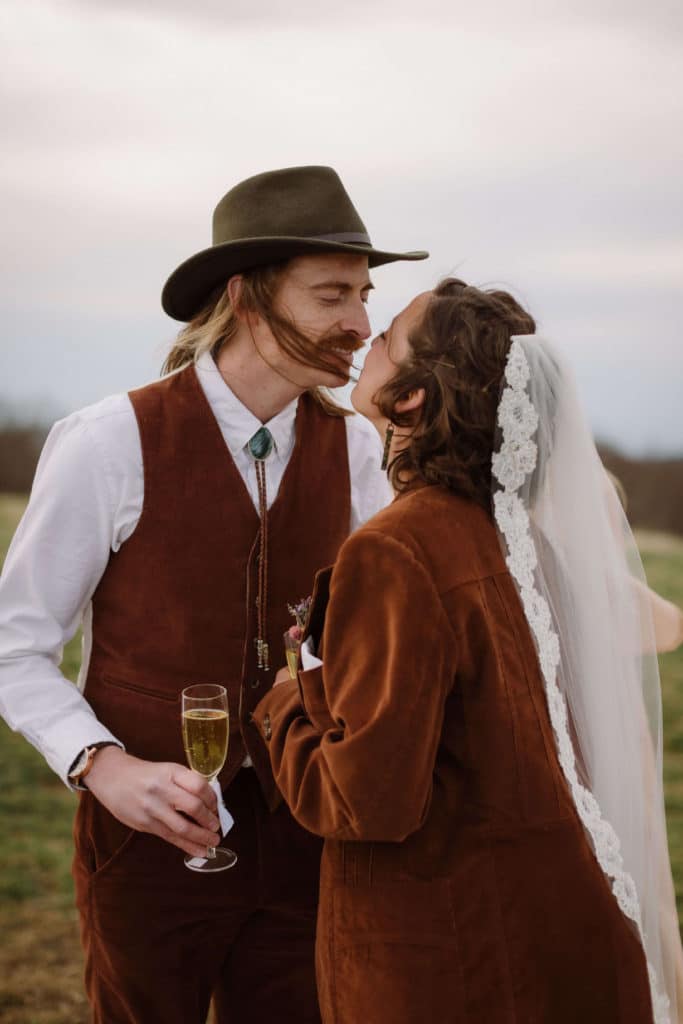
[161,236,429,321]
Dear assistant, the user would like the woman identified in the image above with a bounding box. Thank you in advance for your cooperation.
[253,280,681,1022]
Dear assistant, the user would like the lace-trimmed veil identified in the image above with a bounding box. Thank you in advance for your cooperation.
[491,337,680,1023]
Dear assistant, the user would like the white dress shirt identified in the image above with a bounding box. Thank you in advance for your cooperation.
[0,353,392,785]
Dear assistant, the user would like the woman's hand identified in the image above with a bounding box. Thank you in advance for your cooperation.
[273,666,294,687]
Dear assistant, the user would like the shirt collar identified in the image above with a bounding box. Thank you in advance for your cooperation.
[194,350,299,458]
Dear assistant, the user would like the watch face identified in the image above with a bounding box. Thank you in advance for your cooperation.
[69,749,89,779]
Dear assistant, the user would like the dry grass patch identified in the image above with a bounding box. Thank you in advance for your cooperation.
[0,904,88,1024]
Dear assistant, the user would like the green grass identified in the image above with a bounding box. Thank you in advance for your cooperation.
[647,534,683,915]
[0,501,83,903]
[0,497,91,1022]
[0,547,81,900]
[0,497,682,1020]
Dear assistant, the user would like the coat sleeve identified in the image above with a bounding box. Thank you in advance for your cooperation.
[253,528,457,841]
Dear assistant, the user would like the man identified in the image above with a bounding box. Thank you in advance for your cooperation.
[0,165,427,1023]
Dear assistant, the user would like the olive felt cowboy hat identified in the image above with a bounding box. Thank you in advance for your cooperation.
[161,165,429,322]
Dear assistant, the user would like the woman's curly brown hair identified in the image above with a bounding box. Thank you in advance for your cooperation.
[377,278,536,511]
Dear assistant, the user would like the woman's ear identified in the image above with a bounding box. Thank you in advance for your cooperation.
[394,388,426,416]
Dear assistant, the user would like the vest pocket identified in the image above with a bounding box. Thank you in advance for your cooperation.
[100,674,180,703]
[86,673,188,767]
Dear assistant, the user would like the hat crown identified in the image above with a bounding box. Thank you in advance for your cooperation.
[212,165,369,245]
[161,164,428,322]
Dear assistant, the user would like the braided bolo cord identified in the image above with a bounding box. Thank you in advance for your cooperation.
[254,458,270,672]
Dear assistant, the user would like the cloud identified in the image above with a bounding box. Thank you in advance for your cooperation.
[1,0,681,453]
[60,0,683,39]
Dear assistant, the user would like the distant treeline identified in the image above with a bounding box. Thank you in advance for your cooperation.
[599,446,683,539]
[0,424,681,537]
[0,424,48,494]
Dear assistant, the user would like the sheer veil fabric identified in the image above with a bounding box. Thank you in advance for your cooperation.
[491,337,681,1023]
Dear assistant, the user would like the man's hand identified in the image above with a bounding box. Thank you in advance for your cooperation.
[85,747,221,859]
[273,666,294,688]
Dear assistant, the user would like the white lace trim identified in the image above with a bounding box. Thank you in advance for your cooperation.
[492,340,669,1024]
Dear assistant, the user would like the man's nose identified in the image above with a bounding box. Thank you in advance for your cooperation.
[339,301,371,341]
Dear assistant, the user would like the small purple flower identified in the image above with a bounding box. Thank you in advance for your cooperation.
[287,596,312,630]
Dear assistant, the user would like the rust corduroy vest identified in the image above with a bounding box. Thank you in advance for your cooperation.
[84,365,351,808]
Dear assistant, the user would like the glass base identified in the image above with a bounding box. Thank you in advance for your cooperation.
[184,847,238,873]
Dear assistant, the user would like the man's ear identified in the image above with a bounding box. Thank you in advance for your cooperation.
[394,388,426,416]
[227,275,254,325]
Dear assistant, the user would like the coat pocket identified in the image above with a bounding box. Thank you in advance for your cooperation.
[327,879,465,1023]
[332,877,458,951]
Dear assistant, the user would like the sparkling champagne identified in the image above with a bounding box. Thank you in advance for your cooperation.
[284,629,302,679]
[285,646,300,679]
[182,708,228,781]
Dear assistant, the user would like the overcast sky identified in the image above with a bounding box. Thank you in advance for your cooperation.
[1,0,681,455]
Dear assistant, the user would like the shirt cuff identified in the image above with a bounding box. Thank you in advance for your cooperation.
[42,712,126,790]
[67,741,122,791]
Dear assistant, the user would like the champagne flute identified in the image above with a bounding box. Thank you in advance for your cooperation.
[284,627,303,679]
[181,684,237,873]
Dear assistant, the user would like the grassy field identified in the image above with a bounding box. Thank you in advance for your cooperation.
[0,496,88,1022]
[0,496,682,1021]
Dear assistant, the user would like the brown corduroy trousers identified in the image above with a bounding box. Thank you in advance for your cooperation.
[72,769,322,1024]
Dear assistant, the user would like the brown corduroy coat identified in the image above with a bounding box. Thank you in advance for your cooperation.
[254,483,653,1024]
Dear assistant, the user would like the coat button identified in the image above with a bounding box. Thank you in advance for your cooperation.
[263,713,272,741]
[250,678,260,689]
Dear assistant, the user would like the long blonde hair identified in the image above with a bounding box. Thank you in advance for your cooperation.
[162,264,351,418]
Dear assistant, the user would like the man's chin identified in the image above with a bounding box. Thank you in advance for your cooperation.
[316,367,352,389]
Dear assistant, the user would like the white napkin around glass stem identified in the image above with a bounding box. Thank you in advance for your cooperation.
[185,778,234,869]
[210,778,234,835]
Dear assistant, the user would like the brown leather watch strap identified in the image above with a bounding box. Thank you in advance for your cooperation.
[68,742,117,789]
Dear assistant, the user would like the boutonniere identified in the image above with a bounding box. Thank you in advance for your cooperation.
[284,597,312,678]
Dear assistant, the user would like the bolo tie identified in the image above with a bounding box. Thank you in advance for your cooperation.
[248,426,274,672]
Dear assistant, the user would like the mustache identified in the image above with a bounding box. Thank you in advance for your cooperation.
[318,333,365,356]
[317,333,365,382]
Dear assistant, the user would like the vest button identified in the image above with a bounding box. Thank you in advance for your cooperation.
[250,679,260,689]
[246,712,254,724]
[263,713,272,741]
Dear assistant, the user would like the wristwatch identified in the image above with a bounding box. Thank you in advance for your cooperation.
[68,742,116,789]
